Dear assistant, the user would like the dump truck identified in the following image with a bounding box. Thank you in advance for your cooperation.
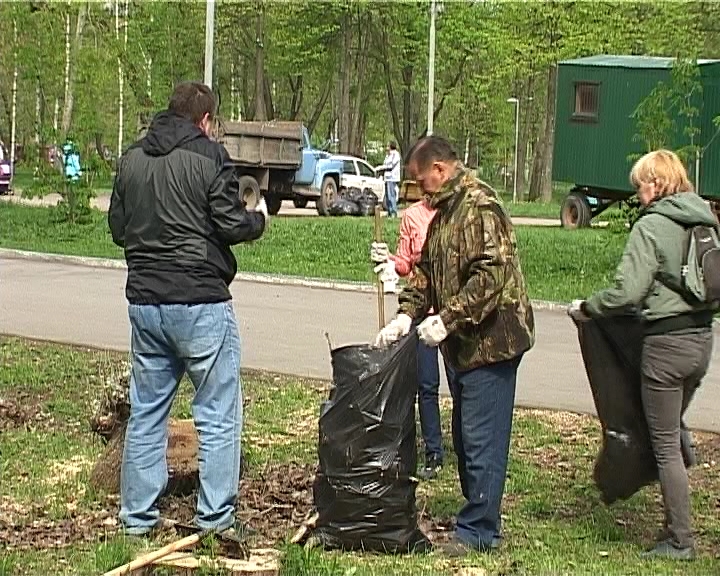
[552,55,720,228]
[218,121,343,216]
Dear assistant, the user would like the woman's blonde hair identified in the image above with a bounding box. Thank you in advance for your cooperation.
[629,149,695,197]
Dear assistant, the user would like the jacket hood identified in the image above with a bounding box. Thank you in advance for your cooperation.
[141,111,204,157]
[644,192,718,227]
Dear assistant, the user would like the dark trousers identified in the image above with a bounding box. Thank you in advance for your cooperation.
[445,355,522,549]
[641,330,712,549]
[417,340,443,462]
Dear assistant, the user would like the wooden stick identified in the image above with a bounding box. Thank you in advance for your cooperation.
[290,511,320,545]
[102,533,202,576]
[374,205,385,329]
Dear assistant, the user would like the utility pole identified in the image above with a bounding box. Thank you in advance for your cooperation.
[427,0,437,136]
[204,0,215,89]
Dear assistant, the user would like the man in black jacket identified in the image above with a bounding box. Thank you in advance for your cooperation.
[109,81,266,535]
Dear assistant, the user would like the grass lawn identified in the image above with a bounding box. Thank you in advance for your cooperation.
[0,202,627,303]
[10,166,114,194]
[1,336,719,575]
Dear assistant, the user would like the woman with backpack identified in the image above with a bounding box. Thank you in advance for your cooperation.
[568,149,717,560]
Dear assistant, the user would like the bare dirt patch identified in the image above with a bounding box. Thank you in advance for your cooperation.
[0,396,51,432]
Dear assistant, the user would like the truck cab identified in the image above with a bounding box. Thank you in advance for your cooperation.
[293,126,343,215]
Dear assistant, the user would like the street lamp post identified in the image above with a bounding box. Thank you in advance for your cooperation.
[507,97,519,203]
[204,0,215,89]
[427,0,438,136]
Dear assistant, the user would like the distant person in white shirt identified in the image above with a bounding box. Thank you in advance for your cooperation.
[382,141,402,217]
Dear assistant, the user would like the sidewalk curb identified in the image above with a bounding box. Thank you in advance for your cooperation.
[0,248,569,312]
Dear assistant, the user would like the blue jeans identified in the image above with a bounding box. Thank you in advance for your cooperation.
[385,181,398,217]
[445,355,522,550]
[119,302,242,535]
[417,340,443,462]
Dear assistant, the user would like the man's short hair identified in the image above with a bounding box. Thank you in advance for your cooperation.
[406,136,458,171]
[388,141,397,150]
[168,82,217,125]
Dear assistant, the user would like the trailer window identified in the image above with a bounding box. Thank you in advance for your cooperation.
[573,83,599,120]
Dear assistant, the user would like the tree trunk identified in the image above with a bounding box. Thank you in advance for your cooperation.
[61,2,88,138]
[35,76,42,145]
[263,77,275,120]
[10,19,18,167]
[307,75,333,136]
[241,57,250,121]
[231,61,237,121]
[528,94,545,203]
[288,75,303,120]
[350,13,370,155]
[253,3,267,121]
[374,17,403,155]
[539,64,557,202]
[338,9,352,154]
[516,75,535,199]
[401,65,413,157]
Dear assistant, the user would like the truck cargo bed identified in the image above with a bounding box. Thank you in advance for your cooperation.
[219,121,303,169]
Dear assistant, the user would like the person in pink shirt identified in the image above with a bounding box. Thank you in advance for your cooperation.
[371,199,444,480]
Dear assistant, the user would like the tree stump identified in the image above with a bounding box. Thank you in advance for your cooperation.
[90,419,200,495]
[89,364,243,496]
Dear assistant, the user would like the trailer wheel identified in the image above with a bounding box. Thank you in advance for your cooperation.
[266,194,282,215]
[560,192,592,229]
[238,175,261,209]
[293,197,308,209]
[316,176,338,216]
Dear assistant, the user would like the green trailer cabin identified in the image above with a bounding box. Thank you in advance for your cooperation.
[552,55,720,228]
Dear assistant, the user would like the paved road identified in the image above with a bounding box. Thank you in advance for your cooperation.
[0,193,561,227]
[1,255,719,432]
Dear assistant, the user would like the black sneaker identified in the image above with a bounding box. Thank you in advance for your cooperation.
[417,456,443,480]
[440,535,499,557]
[642,539,695,561]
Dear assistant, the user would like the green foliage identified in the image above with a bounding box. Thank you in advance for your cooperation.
[606,197,641,234]
[630,59,703,166]
[0,554,16,576]
[92,536,135,573]
[280,544,343,576]
[21,160,99,225]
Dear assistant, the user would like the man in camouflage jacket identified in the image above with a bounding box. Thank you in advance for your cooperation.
[375,136,534,555]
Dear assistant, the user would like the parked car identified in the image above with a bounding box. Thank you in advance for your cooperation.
[332,154,385,205]
[0,141,12,195]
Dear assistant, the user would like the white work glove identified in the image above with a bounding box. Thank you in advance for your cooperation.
[374,314,413,348]
[417,315,448,347]
[374,260,399,293]
[370,242,389,264]
[254,196,269,220]
[567,299,590,322]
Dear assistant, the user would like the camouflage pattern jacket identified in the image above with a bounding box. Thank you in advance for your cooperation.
[398,166,535,370]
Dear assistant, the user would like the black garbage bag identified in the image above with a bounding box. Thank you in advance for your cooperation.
[357,188,379,216]
[345,186,363,203]
[328,198,361,216]
[311,333,431,553]
[577,316,696,505]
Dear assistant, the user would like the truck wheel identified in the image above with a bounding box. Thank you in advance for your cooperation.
[266,194,282,215]
[237,175,261,209]
[316,176,338,216]
[560,192,592,229]
[292,197,308,209]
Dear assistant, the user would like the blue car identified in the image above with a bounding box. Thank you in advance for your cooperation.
[0,142,12,195]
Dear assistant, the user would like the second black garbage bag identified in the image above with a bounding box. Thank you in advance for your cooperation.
[311,332,431,553]
[576,316,696,505]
